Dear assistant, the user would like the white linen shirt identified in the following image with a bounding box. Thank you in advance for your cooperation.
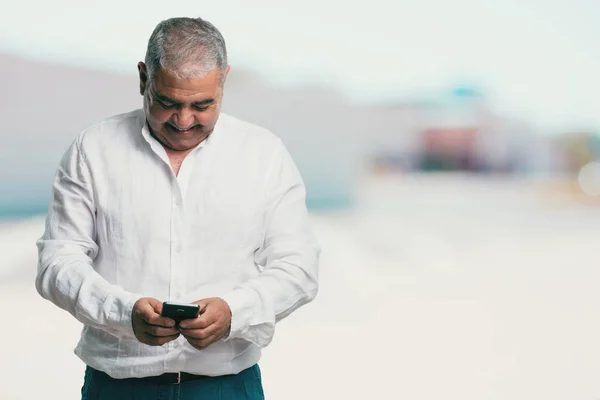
[35,109,320,379]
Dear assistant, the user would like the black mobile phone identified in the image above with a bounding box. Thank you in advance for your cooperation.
[161,301,200,322]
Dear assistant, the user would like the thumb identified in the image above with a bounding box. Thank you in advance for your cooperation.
[145,297,164,315]
[193,299,210,313]
[133,298,157,323]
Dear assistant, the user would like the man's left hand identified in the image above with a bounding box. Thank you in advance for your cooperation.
[179,297,232,350]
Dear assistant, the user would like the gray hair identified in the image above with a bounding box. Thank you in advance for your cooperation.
[144,17,228,85]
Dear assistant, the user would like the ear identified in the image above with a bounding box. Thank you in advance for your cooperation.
[222,65,231,85]
[138,62,148,96]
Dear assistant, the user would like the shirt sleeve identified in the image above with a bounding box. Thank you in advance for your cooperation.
[35,136,143,340]
[220,139,320,347]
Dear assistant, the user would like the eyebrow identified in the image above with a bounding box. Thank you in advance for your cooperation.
[154,91,215,106]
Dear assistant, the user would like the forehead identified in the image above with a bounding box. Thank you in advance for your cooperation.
[153,68,221,99]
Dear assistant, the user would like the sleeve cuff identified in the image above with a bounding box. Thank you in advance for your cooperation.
[220,289,276,347]
[220,289,254,341]
[110,292,144,340]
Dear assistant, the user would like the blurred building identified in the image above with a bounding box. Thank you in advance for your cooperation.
[368,87,557,176]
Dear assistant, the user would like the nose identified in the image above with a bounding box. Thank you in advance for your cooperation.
[173,108,195,129]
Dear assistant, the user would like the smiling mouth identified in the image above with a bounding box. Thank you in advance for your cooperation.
[169,124,197,134]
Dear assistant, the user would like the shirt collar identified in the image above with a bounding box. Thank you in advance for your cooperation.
[138,111,214,157]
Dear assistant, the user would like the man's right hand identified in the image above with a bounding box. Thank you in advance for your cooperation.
[132,297,179,346]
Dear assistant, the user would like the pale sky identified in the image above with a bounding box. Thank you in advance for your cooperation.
[2,0,600,132]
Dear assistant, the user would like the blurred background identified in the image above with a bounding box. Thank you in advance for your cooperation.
[1,1,600,399]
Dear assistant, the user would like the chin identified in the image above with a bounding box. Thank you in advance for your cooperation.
[171,138,202,151]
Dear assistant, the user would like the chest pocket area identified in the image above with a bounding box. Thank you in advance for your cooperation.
[197,183,265,255]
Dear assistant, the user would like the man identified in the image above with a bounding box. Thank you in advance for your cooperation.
[36,17,320,400]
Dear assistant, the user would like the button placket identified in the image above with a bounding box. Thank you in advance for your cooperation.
[170,183,184,302]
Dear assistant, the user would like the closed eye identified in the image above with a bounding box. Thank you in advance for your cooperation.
[158,100,177,109]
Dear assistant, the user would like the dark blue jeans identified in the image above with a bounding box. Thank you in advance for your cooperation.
[81,365,265,400]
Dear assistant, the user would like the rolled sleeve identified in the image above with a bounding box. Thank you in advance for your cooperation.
[221,289,275,347]
[220,139,320,347]
[36,135,143,340]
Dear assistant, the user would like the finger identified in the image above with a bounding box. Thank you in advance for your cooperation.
[139,298,177,327]
[182,322,230,343]
[136,301,160,323]
[134,300,156,320]
[179,314,214,330]
[146,313,176,328]
[199,333,223,347]
[144,324,179,337]
[142,333,180,346]
[192,299,212,314]
[146,298,165,314]
[187,334,218,350]
[180,322,221,340]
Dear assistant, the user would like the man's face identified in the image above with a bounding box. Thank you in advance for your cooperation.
[138,63,228,152]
